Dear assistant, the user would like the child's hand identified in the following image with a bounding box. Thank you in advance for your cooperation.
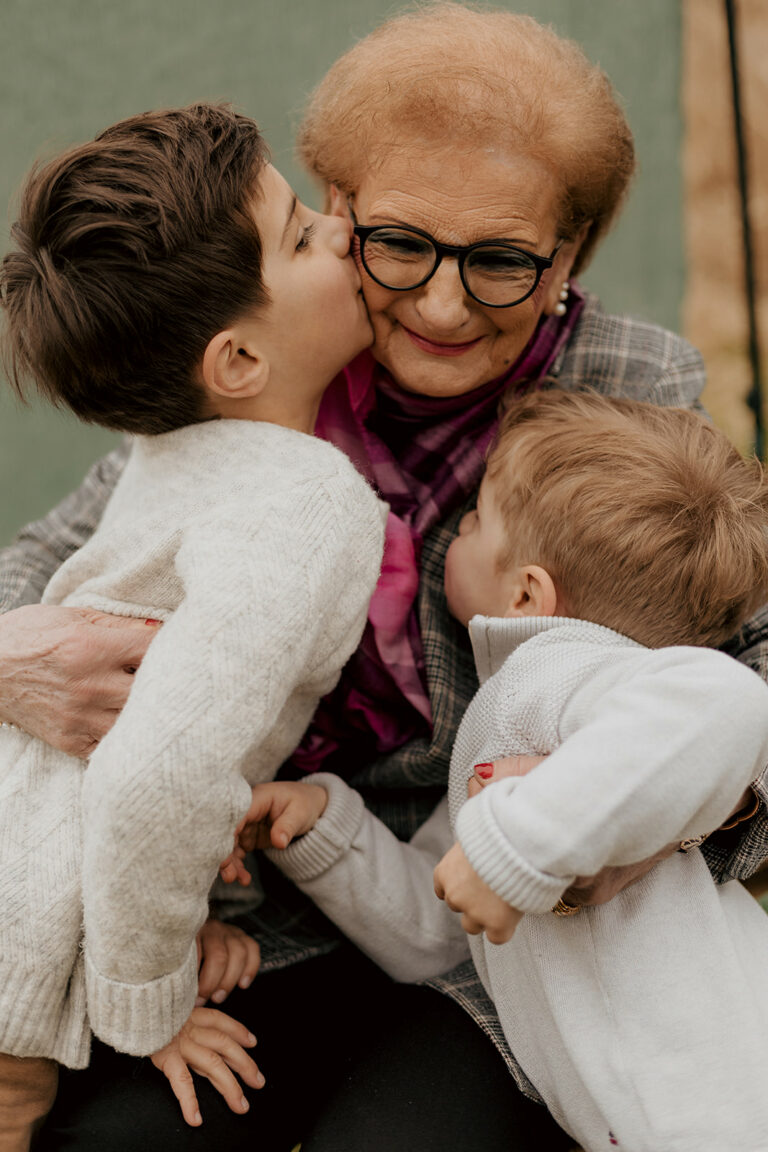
[434,841,523,944]
[150,1006,265,1127]
[233,781,328,853]
[195,919,261,1006]
[219,841,253,887]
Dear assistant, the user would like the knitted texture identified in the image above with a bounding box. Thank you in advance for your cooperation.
[454,617,768,911]
[268,616,768,1146]
[0,419,384,1064]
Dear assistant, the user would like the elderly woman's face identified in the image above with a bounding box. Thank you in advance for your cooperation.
[350,147,578,397]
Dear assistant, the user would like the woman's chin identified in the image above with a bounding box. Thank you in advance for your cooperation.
[377,346,495,398]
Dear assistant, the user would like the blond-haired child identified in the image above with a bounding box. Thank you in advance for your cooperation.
[235,390,768,1151]
[0,103,384,1147]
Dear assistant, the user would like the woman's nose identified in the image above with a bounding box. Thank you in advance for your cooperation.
[413,259,472,332]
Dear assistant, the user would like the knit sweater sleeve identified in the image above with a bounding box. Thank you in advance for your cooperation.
[265,776,470,982]
[456,645,768,914]
[81,477,383,1055]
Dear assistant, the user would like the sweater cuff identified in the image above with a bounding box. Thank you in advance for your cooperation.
[85,938,198,1056]
[265,773,365,882]
[456,789,573,914]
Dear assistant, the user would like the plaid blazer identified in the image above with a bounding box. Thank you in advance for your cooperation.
[3,293,767,1083]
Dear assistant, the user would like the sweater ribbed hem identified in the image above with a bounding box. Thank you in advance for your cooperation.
[0,957,91,1069]
[456,790,570,914]
[265,773,365,882]
[85,939,198,1056]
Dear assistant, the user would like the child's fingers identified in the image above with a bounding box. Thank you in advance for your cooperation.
[269,809,302,849]
[269,794,317,849]
[240,784,283,827]
[197,937,229,1003]
[157,1051,203,1127]
[209,931,259,1003]
[218,855,252,886]
[238,935,261,989]
[187,1015,265,1105]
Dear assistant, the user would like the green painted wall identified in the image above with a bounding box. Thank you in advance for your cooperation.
[0,0,683,546]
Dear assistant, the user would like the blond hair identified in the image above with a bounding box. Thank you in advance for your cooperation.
[298,2,635,272]
[486,390,768,649]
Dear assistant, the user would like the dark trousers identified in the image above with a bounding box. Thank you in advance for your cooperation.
[38,947,573,1152]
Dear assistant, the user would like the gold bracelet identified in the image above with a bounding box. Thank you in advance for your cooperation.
[679,833,708,853]
[552,897,580,916]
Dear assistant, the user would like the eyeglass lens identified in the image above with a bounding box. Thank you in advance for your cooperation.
[360,228,541,306]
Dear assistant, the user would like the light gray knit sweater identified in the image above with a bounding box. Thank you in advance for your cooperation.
[0,419,384,1067]
[265,617,768,1138]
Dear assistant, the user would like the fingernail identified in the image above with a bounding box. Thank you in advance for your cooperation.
[194,996,206,1007]
[212,989,226,1003]
[145,618,161,625]
[255,1072,266,1088]
[474,762,494,779]
[239,976,253,989]
[246,1032,257,1045]
[240,1096,249,1112]
[193,1111,202,1125]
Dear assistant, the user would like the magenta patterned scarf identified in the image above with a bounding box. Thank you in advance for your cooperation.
[291,286,585,774]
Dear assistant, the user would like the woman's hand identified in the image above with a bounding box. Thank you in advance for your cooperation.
[0,604,159,757]
[195,920,261,1007]
[469,756,739,907]
[150,1006,265,1127]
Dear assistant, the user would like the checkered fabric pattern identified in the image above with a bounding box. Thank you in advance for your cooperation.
[2,293,767,1075]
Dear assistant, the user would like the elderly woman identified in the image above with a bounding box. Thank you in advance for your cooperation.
[4,6,768,1151]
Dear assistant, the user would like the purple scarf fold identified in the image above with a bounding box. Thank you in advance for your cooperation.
[291,287,584,775]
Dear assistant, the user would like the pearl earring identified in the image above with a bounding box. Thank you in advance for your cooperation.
[554,280,570,317]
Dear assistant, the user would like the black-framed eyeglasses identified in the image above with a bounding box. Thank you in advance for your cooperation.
[349,201,562,309]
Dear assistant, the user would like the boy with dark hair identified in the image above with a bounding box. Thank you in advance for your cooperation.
[236,390,768,1150]
[0,103,384,1147]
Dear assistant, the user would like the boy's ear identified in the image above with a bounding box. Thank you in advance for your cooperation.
[503,565,558,618]
[202,328,270,401]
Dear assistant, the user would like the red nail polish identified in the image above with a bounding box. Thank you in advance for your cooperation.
[474,762,494,779]
[145,618,161,625]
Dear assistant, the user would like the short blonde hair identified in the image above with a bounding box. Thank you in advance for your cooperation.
[298,2,635,271]
[486,390,768,649]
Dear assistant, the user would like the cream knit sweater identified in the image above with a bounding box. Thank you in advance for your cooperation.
[0,419,384,1067]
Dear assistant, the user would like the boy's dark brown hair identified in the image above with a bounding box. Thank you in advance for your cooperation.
[0,104,269,434]
[487,389,768,649]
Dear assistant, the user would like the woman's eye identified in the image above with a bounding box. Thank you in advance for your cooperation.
[296,223,317,252]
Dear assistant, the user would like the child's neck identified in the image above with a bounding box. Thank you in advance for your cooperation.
[209,386,322,435]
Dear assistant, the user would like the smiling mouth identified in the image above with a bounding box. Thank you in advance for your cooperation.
[400,324,483,356]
